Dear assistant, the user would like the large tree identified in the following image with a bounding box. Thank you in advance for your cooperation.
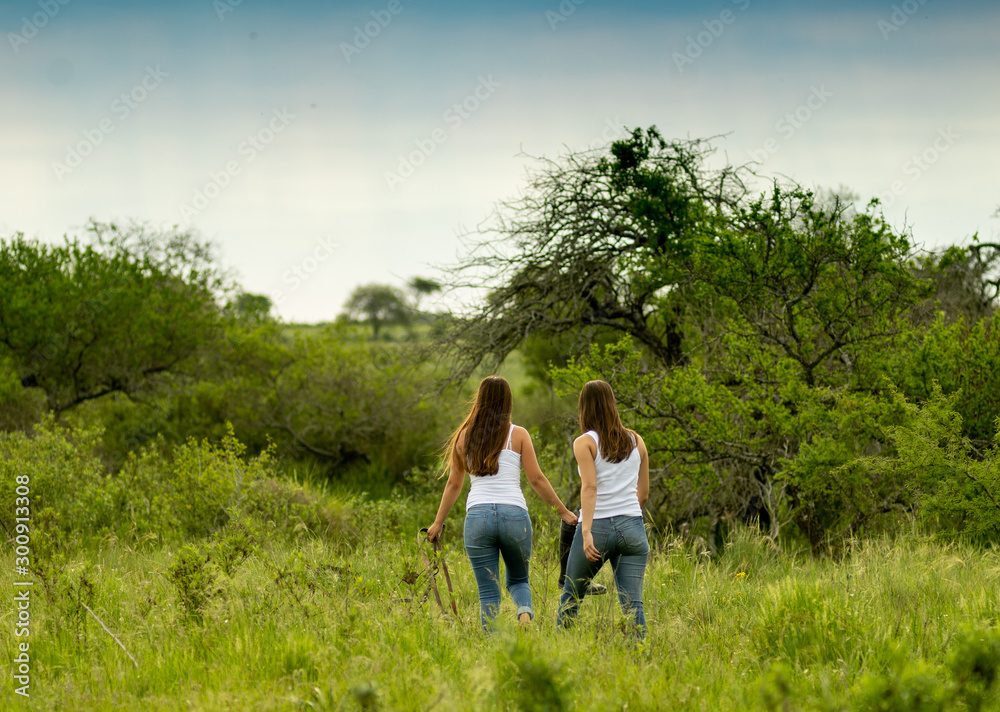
[441,128,941,550]
[442,129,749,376]
[0,219,226,417]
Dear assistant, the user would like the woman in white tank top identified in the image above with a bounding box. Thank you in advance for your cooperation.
[557,380,650,638]
[426,376,577,630]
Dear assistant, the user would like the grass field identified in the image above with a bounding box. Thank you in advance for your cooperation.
[4,510,1000,711]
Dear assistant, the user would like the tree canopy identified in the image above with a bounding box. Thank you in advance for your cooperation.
[0,220,226,415]
[440,127,1000,550]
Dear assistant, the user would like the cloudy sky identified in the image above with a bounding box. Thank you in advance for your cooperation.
[2,0,998,322]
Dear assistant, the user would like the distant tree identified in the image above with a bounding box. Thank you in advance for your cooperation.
[910,241,1000,325]
[0,219,226,416]
[226,292,274,326]
[406,276,442,312]
[342,284,411,339]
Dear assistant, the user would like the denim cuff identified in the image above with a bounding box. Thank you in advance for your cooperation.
[516,606,533,620]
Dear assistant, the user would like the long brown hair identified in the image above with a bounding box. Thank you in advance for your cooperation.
[443,376,513,476]
[578,380,635,463]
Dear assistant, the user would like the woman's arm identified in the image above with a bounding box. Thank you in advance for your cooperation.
[636,432,649,509]
[426,434,466,542]
[573,434,601,562]
[517,427,577,525]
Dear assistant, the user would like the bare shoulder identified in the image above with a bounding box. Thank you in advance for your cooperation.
[574,433,598,454]
[632,431,648,458]
[512,424,532,450]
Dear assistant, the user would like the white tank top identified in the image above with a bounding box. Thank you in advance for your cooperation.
[582,430,642,519]
[466,424,528,511]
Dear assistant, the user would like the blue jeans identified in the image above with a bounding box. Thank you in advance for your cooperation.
[464,504,533,630]
[558,515,648,637]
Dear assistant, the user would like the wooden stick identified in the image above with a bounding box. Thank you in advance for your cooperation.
[81,602,139,669]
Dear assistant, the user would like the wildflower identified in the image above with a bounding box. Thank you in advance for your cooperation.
[734,571,747,578]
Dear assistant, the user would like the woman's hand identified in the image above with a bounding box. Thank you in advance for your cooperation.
[560,508,578,526]
[425,522,443,542]
[583,530,600,562]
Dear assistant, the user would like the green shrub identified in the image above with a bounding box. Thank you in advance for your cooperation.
[167,544,216,620]
[1,416,352,552]
[844,386,1000,544]
[857,654,952,712]
[244,476,352,542]
[0,415,115,538]
[498,640,568,712]
[208,517,259,577]
[949,625,1000,712]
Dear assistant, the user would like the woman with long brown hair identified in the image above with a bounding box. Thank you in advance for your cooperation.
[426,376,577,629]
[557,380,650,638]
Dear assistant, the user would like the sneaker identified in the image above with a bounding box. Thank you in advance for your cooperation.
[586,582,608,596]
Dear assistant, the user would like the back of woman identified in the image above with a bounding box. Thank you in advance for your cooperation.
[425,376,576,630]
[558,380,650,639]
[584,429,642,520]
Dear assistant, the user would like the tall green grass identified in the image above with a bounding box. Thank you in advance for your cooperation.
[4,523,999,710]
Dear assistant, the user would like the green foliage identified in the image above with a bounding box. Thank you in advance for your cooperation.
[778,388,912,551]
[342,283,412,339]
[497,639,568,712]
[0,417,354,552]
[0,353,45,430]
[857,653,953,712]
[224,291,274,326]
[759,661,794,712]
[0,415,116,538]
[889,314,1000,444]
[208,517,260,577]
[118,424,272,538]
[167,544,216,619]
[948,625,1000,711]
[450,129,959,549]
[117,321,451,480]
[0,220,225,415]
[910,241,1000,326]
[244,475,352,542]
[703,188,921,388]
[844,387,1000,545]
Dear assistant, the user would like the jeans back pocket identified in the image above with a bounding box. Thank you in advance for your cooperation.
[464,513,492,546]
[500,514,531,548]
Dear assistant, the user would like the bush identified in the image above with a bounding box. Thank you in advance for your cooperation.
[948,625,1000,711]
[1,417,354,551]
[845,387,1000,545]
[0,416,115,539]
[244,476,352,542]
[168,544,217,620]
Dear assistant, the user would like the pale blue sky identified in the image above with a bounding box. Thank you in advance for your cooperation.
[2,0,998,321]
